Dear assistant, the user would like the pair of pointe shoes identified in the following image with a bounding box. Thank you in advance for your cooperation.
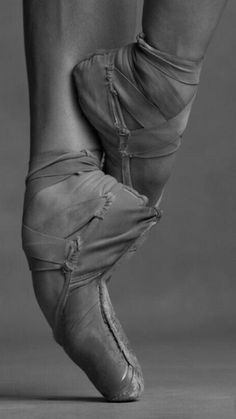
[23,34,201,401]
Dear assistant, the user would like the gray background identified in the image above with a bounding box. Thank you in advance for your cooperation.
[0,0,235,345]
[1,2,236,418]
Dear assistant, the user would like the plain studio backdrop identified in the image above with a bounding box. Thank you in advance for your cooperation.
[0,1,235,347]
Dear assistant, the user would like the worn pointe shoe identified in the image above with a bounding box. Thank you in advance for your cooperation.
[22,150,161,401]
[73,33,203,207]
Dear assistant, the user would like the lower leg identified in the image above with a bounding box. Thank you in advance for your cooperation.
[23,0,138,156]
[143,0,228,60]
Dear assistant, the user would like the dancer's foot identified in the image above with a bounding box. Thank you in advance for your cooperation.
[73,34,202,207]
[22,149,161,401]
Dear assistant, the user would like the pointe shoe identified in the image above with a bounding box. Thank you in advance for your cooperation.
[73,33,202,207]
[22,150,161,401]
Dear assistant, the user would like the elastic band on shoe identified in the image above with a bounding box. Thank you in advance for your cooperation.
[136,32,203,85]
[24,149,102,209]
[27,148,102,179]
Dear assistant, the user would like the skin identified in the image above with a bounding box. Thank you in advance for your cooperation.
[23,0,139,157]
[143,0,228,60]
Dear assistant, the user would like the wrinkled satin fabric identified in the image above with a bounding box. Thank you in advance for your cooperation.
[73,33,203,206]
[22,149,161,401]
